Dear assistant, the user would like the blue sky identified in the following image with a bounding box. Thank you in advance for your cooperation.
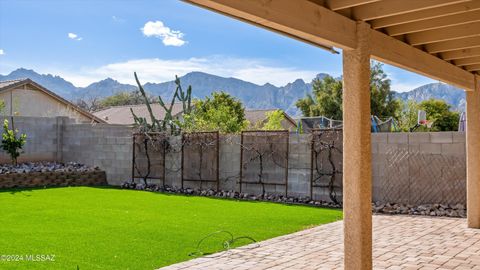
[0,0,436,91]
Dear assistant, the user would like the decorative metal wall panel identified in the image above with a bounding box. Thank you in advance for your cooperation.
[240,130,289,196]
[181,131,220,190]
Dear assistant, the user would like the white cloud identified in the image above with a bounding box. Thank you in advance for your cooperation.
[68,32,82,41]
[141,20,186,46]
[112,16,125,23]
[0,49,4,55]
[46,56,321,87]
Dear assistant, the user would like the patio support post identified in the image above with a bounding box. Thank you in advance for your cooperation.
[467,75,480,229]
[342,21,373,269]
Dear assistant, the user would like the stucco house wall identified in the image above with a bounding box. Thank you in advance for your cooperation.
[0,79,104,123]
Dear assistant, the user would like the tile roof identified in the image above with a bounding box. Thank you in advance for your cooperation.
[93,103,186,125]
[94,104,297,128]
[0,79,26,90]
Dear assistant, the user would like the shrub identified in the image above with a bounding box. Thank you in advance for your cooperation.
[1,119,27,164]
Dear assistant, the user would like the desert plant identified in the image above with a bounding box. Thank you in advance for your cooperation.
[1,119,27,164]
[131,72,192,134]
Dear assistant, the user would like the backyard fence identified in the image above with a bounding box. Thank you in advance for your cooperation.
[240,130,289,196]
[1,116,467,206]
[310,129,343,204]
[132,132,167,186]
[181,131,220,190]
[377,146,465,205]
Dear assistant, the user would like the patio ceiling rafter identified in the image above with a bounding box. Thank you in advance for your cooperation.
[325,0,381,11]
[183,0,477,91]
[349,0,470,21]
[455,56,480,66]
[370,1,480,29]
[385,9,480,36]
[441,47,480,60]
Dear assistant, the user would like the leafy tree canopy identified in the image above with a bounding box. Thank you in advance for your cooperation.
[1,119,27,165]
[296,62,401,120]
[100,91,150,108]
[419,99,459,131]
[262,110,285,130]
[183,91,249,133]
[397,99,459,132]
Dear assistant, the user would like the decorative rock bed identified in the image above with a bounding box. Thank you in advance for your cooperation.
[372,202,466,218]
[122,182,467,218]
[122,182,342,208]
[0,162,107,189]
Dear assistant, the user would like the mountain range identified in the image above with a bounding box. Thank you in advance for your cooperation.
[0,68,466,116]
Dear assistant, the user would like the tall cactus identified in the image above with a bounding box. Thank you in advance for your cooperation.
[131,72,193,134]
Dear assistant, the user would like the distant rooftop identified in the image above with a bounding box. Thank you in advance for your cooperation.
[93,103,186,125]
[0,79,28,90]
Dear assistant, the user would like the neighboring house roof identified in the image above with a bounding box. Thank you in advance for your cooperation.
[0,78,106,123]
[93,103,186,125]
[95,104,298,129]
[245,109,297,128]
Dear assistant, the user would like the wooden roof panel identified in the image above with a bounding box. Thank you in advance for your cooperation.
[184,0,480,85]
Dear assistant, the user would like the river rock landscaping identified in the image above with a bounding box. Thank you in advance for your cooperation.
[0,162,106,189]
[0,161,100,174]
[123,182,467,218]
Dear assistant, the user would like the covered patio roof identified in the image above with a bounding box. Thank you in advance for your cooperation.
[184,0,480,90]
[182,1,480,269]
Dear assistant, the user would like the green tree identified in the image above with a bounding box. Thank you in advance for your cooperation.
[0,99,5,115]
[296,75,342,119]
[1,119,27,165]
[295,62,401,120]
[262,110,285,130]
[100,91,148,108]
[184,92,249,133]
[419,99,459,131]
[397,99,421,132]
[370,62,401,119]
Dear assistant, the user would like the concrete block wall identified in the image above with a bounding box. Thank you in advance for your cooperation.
[0,116,468,205]
[372,132,466,205]
[287,134,311,198]
[218,134,241,191]
[0,116,63,163]
[62,123,133,186]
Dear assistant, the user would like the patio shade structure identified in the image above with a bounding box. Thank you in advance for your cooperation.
[183,0,480,269]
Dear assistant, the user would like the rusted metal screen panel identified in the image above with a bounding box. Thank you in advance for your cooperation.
[132,133,167,185]
[181,131,220,190]
[310,129,343,203]
[240,130,289,196]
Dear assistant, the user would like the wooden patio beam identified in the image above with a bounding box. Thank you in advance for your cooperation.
[407,21,480,46]
[325,0,380,11]
[441,47,480,60]
[352,0,468,21]
[455,56,480,66]
[425,36,480,53]
[370,30,475,91]
[370,1,480,29]
[183,0,476,91]
[182,0,356,50]
[465,64,480,72]
[385,10,480,36]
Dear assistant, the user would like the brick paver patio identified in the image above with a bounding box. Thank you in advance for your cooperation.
[160,215,480,270]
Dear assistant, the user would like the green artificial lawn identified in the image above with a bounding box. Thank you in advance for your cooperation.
[0,187,342,270]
